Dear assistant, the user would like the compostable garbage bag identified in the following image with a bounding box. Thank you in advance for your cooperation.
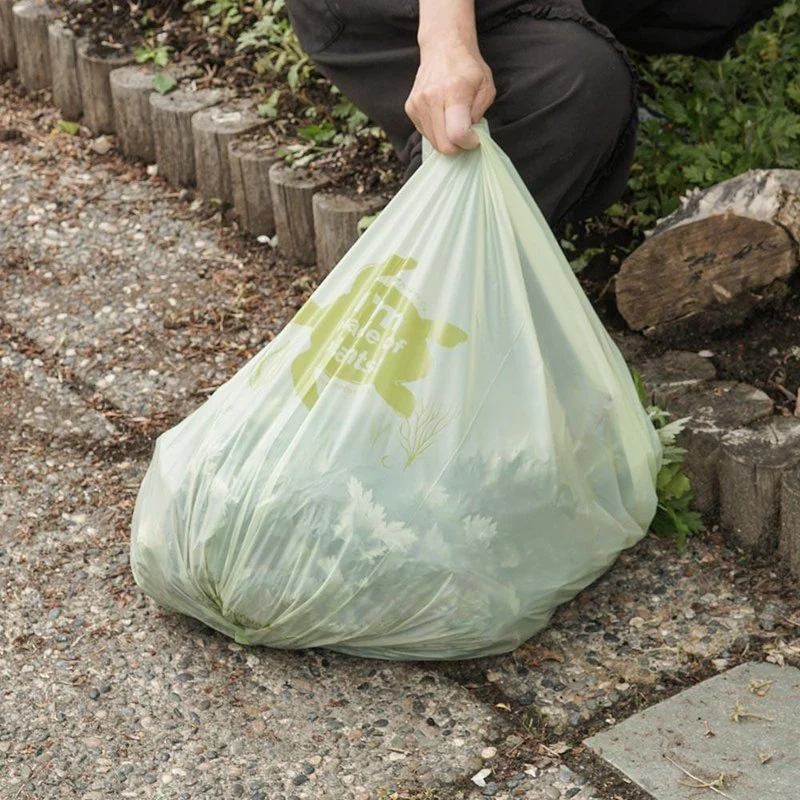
[130,121,662,660]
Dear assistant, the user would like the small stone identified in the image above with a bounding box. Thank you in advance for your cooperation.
[684,608,696,620]
[176,672,194,682]
[545,787,560,800]
[291,774,309,786]
[231,784,244,797]
[48,608,61,619]
[558,766,575,783]
[88,688,100,700]
[481,747,498,760]
[147,164,159,177]
[472,768,492,788]
[712,658,729,671]
[629,616,645,628]
[698,350,714,358]
[90,137,113,155]
[566,788,581,798]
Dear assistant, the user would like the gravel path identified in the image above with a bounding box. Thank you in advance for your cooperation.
[3,76,800,800]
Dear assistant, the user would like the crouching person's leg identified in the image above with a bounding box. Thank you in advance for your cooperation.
[479,5,639,225]
[286,0,637,226]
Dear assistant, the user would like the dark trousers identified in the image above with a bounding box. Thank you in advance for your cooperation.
[286,0,779,225]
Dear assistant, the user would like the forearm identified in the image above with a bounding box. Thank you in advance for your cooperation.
[418,0,478,49]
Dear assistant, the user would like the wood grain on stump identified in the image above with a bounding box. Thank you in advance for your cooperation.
[780,466,800,579]
[719,417,800,552]
[110,64,195,163]
[150,87,226,187]
[0,0,17,70]
[191,103,265,204]
[617,170,800,336]
[312,191,387,271]
[637,350,716,408]
[228,137,279,236]
[110,66,158,162]
[13,0,60,91]
[48,21,81,120]
[269,163,331,265]
[76,41,134,134]
[669,382,773,520]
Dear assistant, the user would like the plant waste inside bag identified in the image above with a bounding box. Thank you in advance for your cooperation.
[130,121,662,660]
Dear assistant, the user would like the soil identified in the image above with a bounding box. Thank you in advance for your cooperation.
[53,0,404,191]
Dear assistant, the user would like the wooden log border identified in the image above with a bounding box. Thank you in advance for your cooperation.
[0,14,389,274]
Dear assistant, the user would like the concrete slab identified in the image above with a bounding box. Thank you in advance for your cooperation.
[584,662,800,800]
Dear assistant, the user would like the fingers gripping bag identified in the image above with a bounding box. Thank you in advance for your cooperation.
[130,121,662,660]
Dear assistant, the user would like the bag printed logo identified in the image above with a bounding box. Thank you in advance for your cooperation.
[290,254,468,417]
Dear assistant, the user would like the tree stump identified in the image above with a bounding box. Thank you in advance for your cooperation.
[12,0,60,91]
[617,170,800,336]
[269,163,332,265]
[780,466,800,579]
[48,21,81,120]
[719,417,800,552]
[669,382,773,521]
[228,137,279,236]
[312,191,388,271]
[636,350,716,408]
[191,102,265,204]
[109,66,158,162]
[0,0,17,70]
[150,87,226,187]
[76,41,135,134]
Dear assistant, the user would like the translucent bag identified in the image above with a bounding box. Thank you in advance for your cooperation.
[130,122,661,660]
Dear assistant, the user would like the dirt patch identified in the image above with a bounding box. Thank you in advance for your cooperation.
[53,0,404,191]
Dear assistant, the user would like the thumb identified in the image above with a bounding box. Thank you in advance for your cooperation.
[445,104,480,151]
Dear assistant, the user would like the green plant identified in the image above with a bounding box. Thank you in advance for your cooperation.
[236,0,315,91]
[632,370,705,548]
[134,43,172,67]
[622,0,800,232]
[186,0,244,35]
[152,73,178,95]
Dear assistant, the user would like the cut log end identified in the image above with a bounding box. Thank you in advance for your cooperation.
[150,87,227,187]
[719,417,800,552]
[618,214,796,335]
[76,40,135,134]
[192,103,265,204]
[617,171,800,337]
[48,21,82,121]
[0,0,18,70]
[669,381,773,519]
[228,137,279,237]
[269,163,332,266]
[13,0,60,91]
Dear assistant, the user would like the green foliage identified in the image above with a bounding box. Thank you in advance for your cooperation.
[235,0,315,92]
[134,43,172,67]
[56,120,80,136]
[257,88,282,119]
[625,0,800,231]
[152,72,178,95]
[632,369,705,549]
[186,0,243,35]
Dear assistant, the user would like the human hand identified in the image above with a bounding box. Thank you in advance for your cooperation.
[405,36,496,154]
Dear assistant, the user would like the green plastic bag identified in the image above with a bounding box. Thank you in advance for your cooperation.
[130,122,661,660]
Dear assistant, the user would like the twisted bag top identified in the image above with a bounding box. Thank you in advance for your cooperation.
[130,121,662,660]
